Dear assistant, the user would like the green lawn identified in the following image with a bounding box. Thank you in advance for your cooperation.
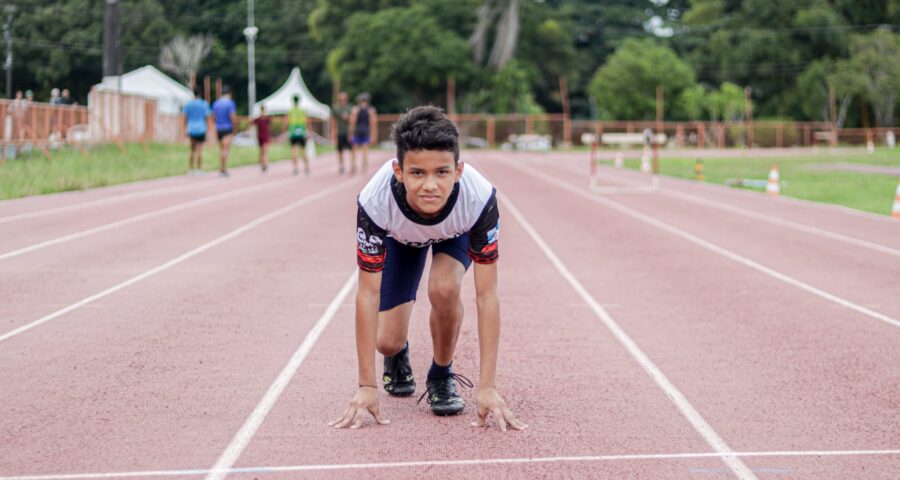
[0,142,329,200]
[616,149,900,216]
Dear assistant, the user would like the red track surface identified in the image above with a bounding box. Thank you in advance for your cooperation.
[1,150,898,479]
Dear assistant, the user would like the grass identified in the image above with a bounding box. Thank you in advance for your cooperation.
[615,149,900,216]
[0,142,330,200]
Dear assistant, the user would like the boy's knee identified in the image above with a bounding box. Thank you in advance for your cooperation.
[376,337,406,356]
[428,279,461,311]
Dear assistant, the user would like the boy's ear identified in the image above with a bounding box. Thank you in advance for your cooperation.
[392,159,403,182]
[455,160,464,181]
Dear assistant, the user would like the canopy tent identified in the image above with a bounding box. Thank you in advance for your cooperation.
[93,65,193,115]
[253,67,330,119]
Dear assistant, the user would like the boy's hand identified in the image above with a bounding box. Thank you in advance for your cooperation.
[471,387,527,432]
[329,386,390,429]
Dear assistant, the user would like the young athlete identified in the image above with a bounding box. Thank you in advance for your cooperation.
[287,95,309,176]
[348,92,377,175]
[182,86,211,176]
[330,106,525,432]
[252,105,271,173]
[332,92,352,174]
[212,86,238,177]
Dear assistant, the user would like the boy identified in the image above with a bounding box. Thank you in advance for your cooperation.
[348,92,377,175]
[331,92,352,174]
[252,105,271,173]
[287,95,309,176]
[212,86,238,177]
[330,106,525,432]
[182,86,211,175]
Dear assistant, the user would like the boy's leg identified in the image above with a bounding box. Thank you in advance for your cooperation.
[377,237,429,396]
[290,143,299,174]
[301,137,309,174]
[427,253,466,366]
[422,236,472,416]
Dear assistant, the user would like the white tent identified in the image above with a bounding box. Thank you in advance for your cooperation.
[253,67,330,119]
[94,65,193,115]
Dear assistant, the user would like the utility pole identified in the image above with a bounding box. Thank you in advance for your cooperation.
[243,0,258,115]
[3,4,14,99]
[103,0,123,91]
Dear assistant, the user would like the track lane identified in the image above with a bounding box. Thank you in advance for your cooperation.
[475,157,900,479]
[0,174,366,476]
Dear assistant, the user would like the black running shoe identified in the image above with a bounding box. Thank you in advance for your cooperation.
[383,345,416,397]
[417,373,473,416]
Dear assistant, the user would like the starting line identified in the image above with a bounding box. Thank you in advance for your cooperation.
[3,450,899,480]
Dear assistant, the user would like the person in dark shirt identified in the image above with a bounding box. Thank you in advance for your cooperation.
[332,91,352,174]
[349,92,377,176]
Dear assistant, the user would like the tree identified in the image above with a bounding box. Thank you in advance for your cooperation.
[707,82,746,122]
[588,38,697,120]
[329,6,475,111]
[159,34,213,85]
[469,0,521,70]
[794,59,858,128]
[842,30,900,127]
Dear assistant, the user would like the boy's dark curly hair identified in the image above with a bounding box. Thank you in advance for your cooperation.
[391,106,459,167]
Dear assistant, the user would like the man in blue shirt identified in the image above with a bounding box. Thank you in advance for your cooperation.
[182,86,212,176]
[212,85,238,177]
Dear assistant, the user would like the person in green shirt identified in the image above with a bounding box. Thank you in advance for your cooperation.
[332,91,352,175]
[287,95,309,176]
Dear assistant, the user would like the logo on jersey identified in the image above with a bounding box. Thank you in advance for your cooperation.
[357,227,384,254]
[481,221,499,253]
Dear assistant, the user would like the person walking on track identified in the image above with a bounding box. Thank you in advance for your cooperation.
[252,105,271,173]
[212,86,238,177]
[330,106,526,432]
[287,95,309,176]
[182,86,212,176]
[349,92,377,176]
[332,91,352,175]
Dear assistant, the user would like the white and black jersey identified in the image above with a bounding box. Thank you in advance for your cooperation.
[356,159,500,272]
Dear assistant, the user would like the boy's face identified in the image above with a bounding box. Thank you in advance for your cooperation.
[393,150,462,218]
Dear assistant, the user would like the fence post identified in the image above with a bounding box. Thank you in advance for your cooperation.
[697,122,705,149]
[487,116,495,148]
[525,115,533,135]
[776,124,783,148]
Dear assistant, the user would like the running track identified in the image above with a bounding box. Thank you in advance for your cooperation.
[1,150,898,479]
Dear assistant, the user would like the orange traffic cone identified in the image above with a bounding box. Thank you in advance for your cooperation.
[892,178,900,219]
[766,164,780,195]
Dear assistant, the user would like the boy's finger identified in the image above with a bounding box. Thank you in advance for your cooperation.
[328,406,353,426]
[333,407,357,429]
[503,408,528,431]
[367,405,391,425]
[350,417,364,429]
[492,408,507,432]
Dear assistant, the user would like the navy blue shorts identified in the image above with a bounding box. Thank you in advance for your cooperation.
[379,235,472,312]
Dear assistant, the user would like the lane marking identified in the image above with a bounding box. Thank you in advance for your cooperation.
[506,160,900,331]
[4,449,899,479]
[499,192,758,480]
[0,179,359,344]
[204,270,358,480]
[585,166,900,258]
[0,176,305,261]
[0,180,221,225]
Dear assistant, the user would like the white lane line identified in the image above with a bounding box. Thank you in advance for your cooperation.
[587,167,900,258]
[507,160,900,331]
[0,180,221,225]
[499,193,758,480]
[0,179,358,344]
[0,177,298,261]
[5,449,899,479]
[204,270,358,480]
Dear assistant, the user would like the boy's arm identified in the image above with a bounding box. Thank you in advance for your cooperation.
[329,269,390,429]
[472,262,527,432]
[330,203,390,430]
[355,270,381,387]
